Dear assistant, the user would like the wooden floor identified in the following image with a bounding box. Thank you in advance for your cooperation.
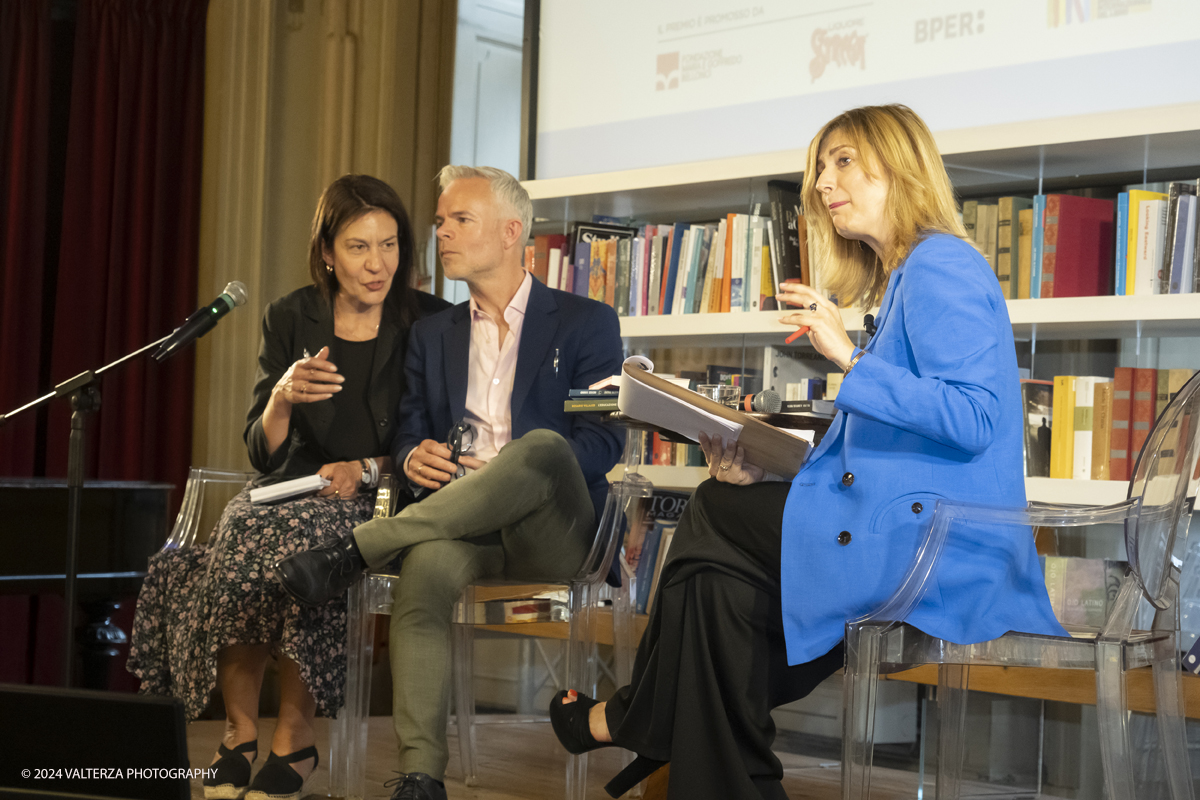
[185,716,933,800]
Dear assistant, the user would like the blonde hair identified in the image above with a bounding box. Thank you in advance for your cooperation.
[801,104,967,309]
[437,165,533,242]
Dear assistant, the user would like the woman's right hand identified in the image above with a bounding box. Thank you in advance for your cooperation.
[273,346,344,405]
[698,432,764,485]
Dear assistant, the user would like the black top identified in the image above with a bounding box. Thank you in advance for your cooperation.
[325,337,378,462]
[243,285,451,483]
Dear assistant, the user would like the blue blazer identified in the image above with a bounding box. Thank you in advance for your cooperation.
[392,278,626,527]
[780,234,1067,665]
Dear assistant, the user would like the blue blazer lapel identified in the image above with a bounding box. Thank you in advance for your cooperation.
[865,268,903,353]
[443,304,471,422]
[512,281,559,423]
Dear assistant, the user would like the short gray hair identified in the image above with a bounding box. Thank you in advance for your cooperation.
[437,165,532,242]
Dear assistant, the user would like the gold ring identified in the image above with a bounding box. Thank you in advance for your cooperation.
[719,463,731,472]
[333,489,339,497]
[301,383,306,394]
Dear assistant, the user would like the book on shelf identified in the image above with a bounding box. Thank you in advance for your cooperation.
[1090,380,1114,481]
[1041,556,1128,629]
[1021,379,1053,478]
[563,397,619,413]
[1160,182,1198,294]
[1039,194,1114,298]
[780,399,836,416]
[1050,375,1076,479]
[471,596,566,624]
[826,372,844,401]
[619,488,690,615]
[1134,198,1167,296]
[1017,207,1034,299]
[1071,376,1112,480]
[1156,368,1197,474]
[975,201,999,277]
[962,200,978,247]
[767,179,807,304]
[997,197,1031,299]
[1030,195,1047,298]
[568,388,619,398]
[1130,367,1158,469]
[1110,367,1133,482]
[1123,189,1167,294]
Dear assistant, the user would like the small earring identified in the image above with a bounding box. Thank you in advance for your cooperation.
[326,264,333,273]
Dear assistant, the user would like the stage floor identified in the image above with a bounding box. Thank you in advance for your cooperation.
[185,716,930,799]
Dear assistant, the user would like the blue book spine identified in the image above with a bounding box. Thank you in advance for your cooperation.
[1030,195,1046,299]
[660,222,688,315]
[573,242,591,297]
[1114,193,1129,295]
[1169,195,1194,294]
[633,525,662,614]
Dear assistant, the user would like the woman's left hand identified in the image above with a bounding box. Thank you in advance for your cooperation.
[317,461,364,499]
[698,432,764,485]
[775,280,858,370]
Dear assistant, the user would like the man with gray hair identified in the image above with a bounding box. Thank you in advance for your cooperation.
[276,165,625,799]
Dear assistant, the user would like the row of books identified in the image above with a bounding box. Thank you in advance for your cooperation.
[1021,367,1197,481]
[1040,555,1126,629]
[524,182,810,317]
[620,489,690,615]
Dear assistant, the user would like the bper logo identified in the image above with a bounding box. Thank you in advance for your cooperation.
[656,52,680,90]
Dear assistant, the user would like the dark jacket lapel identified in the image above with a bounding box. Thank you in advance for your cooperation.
[512,280,559,423]
[299,291,337,443]
[442,303,471,422]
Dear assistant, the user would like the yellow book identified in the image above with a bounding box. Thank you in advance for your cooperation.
[826,372,844,401]
[1017,208,1033,299]
[1090,381,1113,480]
[1126,190,1167,293]
[1050,375,1076,479]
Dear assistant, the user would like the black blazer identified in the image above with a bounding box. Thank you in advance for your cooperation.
[392,278,626,525]
[244,284,450,482]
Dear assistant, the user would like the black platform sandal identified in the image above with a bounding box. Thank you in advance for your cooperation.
[603,755,667,798]
[244,745,319,800]
[202,740,258,800]
[549,690,667,798]
[549,689,616,755]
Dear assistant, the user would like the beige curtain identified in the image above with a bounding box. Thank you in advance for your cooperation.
[192,0,456,471]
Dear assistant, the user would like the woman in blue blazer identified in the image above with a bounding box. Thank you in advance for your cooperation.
[549,104,1066,800]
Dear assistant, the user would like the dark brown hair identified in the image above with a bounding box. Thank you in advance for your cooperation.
[308,174,419,326]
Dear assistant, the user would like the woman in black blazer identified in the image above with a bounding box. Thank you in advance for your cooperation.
[129,175,449,800]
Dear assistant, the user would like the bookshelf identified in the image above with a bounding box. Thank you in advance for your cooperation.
[538,117,1200,510]
[608,465,1130,507]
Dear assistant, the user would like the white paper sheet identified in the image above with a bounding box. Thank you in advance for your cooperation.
[617,356,743,444]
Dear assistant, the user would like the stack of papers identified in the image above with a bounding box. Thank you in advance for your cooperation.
[249,475,330,505]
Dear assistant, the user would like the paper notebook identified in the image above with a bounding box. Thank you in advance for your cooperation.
[249,474,330,505]
[616,357,811,479]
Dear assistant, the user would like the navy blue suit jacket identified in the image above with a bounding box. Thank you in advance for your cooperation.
[391,278,626,527]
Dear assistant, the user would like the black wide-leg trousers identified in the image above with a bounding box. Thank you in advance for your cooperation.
[604,479,844,800]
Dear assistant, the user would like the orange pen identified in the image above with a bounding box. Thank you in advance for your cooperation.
[784,326,810,344]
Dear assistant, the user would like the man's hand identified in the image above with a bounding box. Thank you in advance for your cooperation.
[317,460,364,499]
[698,432,764,485]
[406,439,487,490]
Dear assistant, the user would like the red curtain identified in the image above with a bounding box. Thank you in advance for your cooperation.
[45,0,208,489]
[0,0,51,476]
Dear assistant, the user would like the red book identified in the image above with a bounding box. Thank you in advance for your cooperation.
[546,233,567,288]
[1130,368,1158,473]
[1109,367,1132,482]
[652,433,674,466]
[532,235,550,284]
[1039,195,1114,298]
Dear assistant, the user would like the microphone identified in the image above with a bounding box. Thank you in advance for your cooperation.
[863,313,878,336]
[742,389,782,414]
[153,281,248,362]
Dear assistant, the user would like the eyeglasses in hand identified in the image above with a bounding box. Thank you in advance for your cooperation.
[447,420,476,479]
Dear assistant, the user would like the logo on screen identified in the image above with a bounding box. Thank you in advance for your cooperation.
[656,53,680,90]
[809,23,866,83]
[1047,0,1150,26]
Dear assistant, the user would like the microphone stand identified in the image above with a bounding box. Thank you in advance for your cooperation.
[0,332,172,687]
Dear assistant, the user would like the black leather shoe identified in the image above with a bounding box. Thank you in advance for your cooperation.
[274,535,365,606]
[384,772,447,800]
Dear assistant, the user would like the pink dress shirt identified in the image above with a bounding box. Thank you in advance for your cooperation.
[461,271,533,466]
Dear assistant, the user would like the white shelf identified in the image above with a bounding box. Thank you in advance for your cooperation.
[607,466,1129,506]
[619,294,1200,348]
[526,106,1200,224]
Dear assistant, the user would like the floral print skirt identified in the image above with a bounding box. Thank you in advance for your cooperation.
[127,486,373,720]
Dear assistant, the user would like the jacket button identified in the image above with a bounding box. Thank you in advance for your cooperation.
[837,531,852,545]
[378,418,387,427]
[841,472,854,487]
[911,502,923,514]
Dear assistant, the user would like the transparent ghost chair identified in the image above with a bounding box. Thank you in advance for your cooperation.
[842,370,1200,800]
[333,433,651,800]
